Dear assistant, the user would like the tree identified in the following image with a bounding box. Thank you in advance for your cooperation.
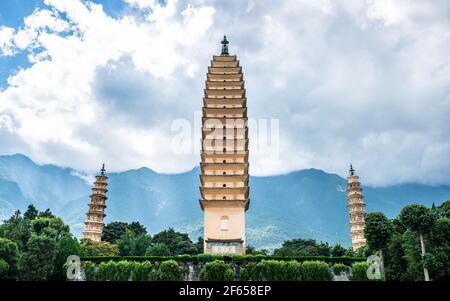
[19,235,57,280]
[273,239,331,256]
[146,243,171,256]
[399,204,436,281]
[364,212,393,277]
[52,236,82,280]
[31,216,70,240]
[151,228,197,255]
[128,222,147,236]
[436,200,450,219]
[24,204,39,220]
[427,218,450,281]
[37,208,54,218]
[0,210,31,251]
[331,244,347,257]
[81,239,119,256]
[101,221,130,243]
[116,229,152,256]
[0,237,19,278]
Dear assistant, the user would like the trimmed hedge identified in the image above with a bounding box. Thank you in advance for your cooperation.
[240,260,332,281]
[80,254,364,265]
[87,260,183,281]
[199,260,235,281]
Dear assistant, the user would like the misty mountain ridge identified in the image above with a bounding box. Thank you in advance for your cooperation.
[1,153,449,249]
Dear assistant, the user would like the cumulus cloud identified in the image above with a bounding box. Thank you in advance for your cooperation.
[0,0,449,186]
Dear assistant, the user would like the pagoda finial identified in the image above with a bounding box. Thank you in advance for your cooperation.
[221,35,229,55]
[349,164,355,176]
[100,163,106,175]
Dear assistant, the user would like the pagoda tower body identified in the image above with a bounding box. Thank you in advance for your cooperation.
[199,36,249,255]
[347,165,367,251]
[83,164,108,242]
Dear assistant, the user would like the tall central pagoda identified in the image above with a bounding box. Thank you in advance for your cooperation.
[199,36,249,255]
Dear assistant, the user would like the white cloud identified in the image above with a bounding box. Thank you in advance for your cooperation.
[0,0,449,186]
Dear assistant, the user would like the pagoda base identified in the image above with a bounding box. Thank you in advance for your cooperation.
[204,238,244,255]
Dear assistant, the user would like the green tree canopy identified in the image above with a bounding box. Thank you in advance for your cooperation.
[18,235,57,281]
[273,239,331,256]
[0,210,31,251]
[23,204,39,220]
[331,244,347,257]
[116,229,152,256]
[364,212,393,251]
[399,204,436,234]
[0,237,19,278]
[31,216,70,239]
[145,243,171,256]
[151,228,197,255]
[102,221,147,243]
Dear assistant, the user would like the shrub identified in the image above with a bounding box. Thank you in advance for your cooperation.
[241,260,303,281]
[83,262,96,281]
[158,260,184,281]
[240,262,262,281]
[300,261,333,281]
[351,262,370,281]
[259,260,285,281]
[332,263,349,276]
[0,259,10,279]
[199,260,235,281]
[130,261,157,281]
[96,260,131,281]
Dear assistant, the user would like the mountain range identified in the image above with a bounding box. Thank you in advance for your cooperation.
[0,153,449,250]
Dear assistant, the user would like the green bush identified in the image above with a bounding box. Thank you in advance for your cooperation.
[130,261,157,281]
[300,261,333,281]
[351,262,370,281]
[0,258,10,279]
[332,263,349,276]
[239,262,262,281]
[199,260,234,281]
[83,262,96,281]
[96,260,131,281]
[159,260,184,281]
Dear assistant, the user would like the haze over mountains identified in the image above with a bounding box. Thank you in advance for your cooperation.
[0,154,449,249]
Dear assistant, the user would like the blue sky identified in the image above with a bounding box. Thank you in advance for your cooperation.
[0,0,449,186]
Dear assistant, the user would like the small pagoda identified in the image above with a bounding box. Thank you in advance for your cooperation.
[199,36,250,255]
[83,164,108,242]
[346,164,367,251]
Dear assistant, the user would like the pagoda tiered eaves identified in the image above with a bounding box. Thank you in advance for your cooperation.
[83,165,108,242]
[200,39,249,255]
